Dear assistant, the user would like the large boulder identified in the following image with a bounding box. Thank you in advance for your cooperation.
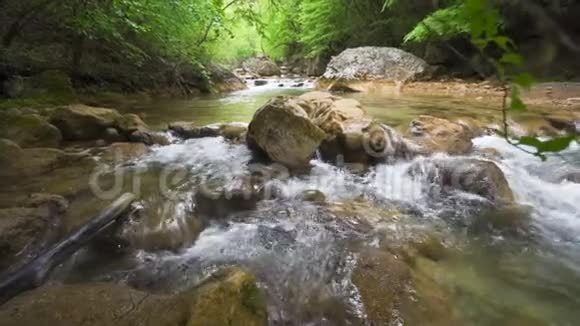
[0,111,62,148]
[407,115,476,155]
[322,47,430,82]
[247,92,413,169]
[410,158,515,204]
[246,96,327,169]
[210,64,247,92]
[242,56,280,77]
[298,92,413,165]
[49,104,123,141]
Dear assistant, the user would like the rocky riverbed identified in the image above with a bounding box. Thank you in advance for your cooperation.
[0,78,579,325]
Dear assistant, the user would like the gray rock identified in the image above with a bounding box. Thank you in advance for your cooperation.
[323,47,430,81]
[243,56,280,77]
[409,158,514,204]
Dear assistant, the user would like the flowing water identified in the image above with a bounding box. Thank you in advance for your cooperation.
[58,80,580,325]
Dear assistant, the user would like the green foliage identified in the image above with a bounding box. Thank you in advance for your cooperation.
[404,5,469,43]
[298,0,351,58]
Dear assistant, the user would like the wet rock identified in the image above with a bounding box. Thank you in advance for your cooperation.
[0,111,62,148]
[352,248,411,324]
[0,283,189,326]
[0,193,69,213]
[0,205,60,271]
[116,113,148,135]
[0,139,22,163]
[128,130,170,146]
[246,96,326,169]
[103,127,123,143]
[291,82,304,87]
[408,115,476,155]
[102,142,149,163]
[254,80,268,86]
[298,190,326,204]
[169,122,247,142]
[474,204,532,231]
[320,119,413,165]
[195,181,264,219]
[477,147,503,160]
[322,47,430,81]
[210,64,247,92]
[187,267,267,326]
[410,158,514,204]
[0,147,97,198]
[218,123,248,142]
[243,56,280,77]
[327,198,404,232]
[562,171,580,183]
[353,248,461,326]
[408,233,449,262]
[49,104,122,141]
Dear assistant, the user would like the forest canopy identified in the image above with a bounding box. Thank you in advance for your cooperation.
[0,0,578,93]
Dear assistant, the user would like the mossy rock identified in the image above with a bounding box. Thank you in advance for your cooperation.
[0,112,62,148]
[186,267,267,326]
[115,113,148,134]
[0,139,22,163]
[0,283,189,326]
[49,104,122,141]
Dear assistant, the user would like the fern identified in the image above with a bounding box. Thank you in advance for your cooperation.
[403,4,470,43]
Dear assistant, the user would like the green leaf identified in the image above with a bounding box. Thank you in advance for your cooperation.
[492,36,514,51]
[518,136,577,156]
[500,53,524,66]
[512,73,535,89]
[509,87,527,112]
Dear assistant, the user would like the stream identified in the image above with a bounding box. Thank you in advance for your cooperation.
[56,80,580,325]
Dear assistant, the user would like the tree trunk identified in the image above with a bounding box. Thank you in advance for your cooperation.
[0,193,137,305]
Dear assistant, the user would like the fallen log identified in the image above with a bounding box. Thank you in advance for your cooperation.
[0,193,137,305]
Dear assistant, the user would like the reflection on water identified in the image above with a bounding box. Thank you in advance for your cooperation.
[58,84,580,325]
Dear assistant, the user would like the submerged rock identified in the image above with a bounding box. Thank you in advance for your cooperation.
[246,96,326,169]
[353,248,461,325]
[195,181,265,219]
[322,47,430,81]
[407,115,476,155]
[410,158,514,204]
[0,111,62,148]
[298,190,326,204]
